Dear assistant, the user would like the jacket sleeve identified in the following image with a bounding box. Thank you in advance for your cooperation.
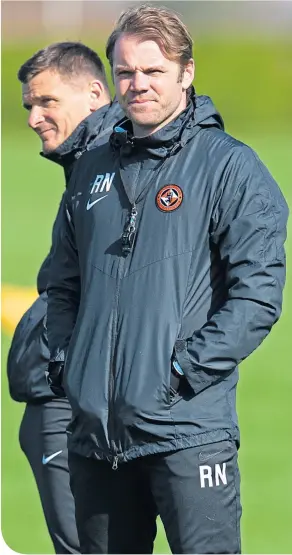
[175,145,289,394]
[37,191,67,294]
[47,189,80,362]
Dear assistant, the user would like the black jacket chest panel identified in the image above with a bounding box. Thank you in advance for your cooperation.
[73,142,215,279]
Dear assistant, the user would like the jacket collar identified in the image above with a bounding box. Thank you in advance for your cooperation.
[110,90,224,159]
[41,100,122,168]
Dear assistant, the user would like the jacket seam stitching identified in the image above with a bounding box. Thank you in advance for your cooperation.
[177,248,196,338]
[125,247,195,277]
[252,152,282,261]
[91,264,117,279]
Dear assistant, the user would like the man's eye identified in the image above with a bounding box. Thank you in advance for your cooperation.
[42,99,55,107]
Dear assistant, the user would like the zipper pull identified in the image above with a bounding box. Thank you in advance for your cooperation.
[121,204,138,256]
[112,456,119,470]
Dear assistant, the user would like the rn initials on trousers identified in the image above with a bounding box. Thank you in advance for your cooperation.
[199,463,227,488]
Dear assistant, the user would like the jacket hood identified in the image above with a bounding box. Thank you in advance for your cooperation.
[42,99,122,168]
[194,94,224,129]
[110,91,224,158]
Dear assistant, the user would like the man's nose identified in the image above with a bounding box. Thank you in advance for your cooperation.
[129,71,149,92]
[28,106,45,129]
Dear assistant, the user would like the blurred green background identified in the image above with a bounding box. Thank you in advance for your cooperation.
[2,1,292,553]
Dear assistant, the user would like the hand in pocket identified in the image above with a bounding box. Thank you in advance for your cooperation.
[170,359,184,396]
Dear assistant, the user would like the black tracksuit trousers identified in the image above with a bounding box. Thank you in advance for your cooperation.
[19,398,80,554]
[68,439,241,554]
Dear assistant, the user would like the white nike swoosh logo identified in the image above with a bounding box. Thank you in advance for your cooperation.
[198,449,225,462]
[86,195,108,211]
[42,450,63,465]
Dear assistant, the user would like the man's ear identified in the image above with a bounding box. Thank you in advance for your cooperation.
[89,80,105,111]
[182,59,195,91]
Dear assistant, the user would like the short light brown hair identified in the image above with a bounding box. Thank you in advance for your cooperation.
[106,4,193,73]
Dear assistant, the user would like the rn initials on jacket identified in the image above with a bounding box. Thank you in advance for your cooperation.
[90,172,115,194]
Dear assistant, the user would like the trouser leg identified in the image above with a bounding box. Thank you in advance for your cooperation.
[68,452,157,554]
[19,400,80,554]
[147,440,241,554]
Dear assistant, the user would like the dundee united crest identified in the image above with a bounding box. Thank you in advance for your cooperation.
[156,185,183,212]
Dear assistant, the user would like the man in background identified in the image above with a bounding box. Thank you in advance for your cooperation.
[7,41,122,553]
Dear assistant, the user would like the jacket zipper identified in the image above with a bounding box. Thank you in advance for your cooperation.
[108,253,126,470]
[108,205,138,469]
[107,145,175,469]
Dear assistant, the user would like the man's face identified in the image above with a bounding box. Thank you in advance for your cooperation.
[22,69,102,153]
[113,34,194,137]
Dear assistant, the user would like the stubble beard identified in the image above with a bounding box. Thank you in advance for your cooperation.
[126,102,171,135]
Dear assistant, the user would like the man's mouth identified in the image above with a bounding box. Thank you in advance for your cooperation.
[37,128,54,137]
[129,99,153,105]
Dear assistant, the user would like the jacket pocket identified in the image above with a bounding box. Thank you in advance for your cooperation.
[174,339,234,395]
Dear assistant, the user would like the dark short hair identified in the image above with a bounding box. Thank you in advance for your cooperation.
[18,41,109,91]
[106,4,193,73]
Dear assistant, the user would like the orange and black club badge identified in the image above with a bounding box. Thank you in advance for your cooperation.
[156,185,183,212]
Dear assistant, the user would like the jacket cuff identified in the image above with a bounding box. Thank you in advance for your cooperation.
[174,339,219,395]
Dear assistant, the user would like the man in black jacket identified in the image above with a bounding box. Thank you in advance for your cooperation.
[47,7,289,555]
[7,42,122,554]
